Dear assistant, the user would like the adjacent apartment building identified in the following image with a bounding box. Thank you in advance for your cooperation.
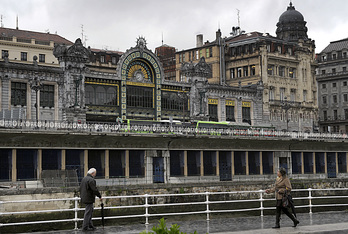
[175,2,318,132]
[316,38,348,133]
[0,27,72,65]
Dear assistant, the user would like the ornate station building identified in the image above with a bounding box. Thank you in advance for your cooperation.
[0,4,316,130]
[0,34,266,184]
[1,3,344,186]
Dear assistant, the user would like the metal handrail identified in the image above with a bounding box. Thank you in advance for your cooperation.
[1,188,348,231]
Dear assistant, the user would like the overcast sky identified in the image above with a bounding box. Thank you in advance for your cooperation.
[2,0,348,53]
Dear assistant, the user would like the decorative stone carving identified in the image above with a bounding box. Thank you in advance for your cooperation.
[136,36,147,54]
[53,38,90,122]
[3,51,9,64]
[194,57,212,77]
[54,38,91,63]
[181,57,212,78]
[256,80,264,100]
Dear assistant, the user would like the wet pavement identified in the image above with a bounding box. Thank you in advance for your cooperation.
[21,210,348,234]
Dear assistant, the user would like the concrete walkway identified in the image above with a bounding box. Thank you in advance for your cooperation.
[22,211,348,234]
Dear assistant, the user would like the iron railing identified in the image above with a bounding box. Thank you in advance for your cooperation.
[1,188,348,231]
[0,119,347,141]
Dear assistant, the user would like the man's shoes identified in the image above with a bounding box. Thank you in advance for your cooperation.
[89,226,96,230]
[272,224,280,229]
[293,219,300,227]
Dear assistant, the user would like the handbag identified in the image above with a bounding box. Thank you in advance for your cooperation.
[282,190,291,208]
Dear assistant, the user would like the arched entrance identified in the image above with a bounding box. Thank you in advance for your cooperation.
[117,37,164,121]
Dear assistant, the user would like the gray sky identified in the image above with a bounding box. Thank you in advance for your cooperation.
[2,0,348,53]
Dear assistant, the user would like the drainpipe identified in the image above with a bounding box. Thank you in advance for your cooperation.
[216,29,225,85]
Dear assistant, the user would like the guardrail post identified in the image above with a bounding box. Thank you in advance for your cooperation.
[259,190,264,217]
[145,194,149,225]
[74,197,79,230]
[205,191,210,221]
[308,188,312,214]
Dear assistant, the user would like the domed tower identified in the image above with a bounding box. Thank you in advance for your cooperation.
[276,2,308,42]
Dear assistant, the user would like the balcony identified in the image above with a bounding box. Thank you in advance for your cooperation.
[319,115,348,124]
[269,99,303,108]
[316,70,348,79]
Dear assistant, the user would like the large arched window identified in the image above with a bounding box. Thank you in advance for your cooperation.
[106,87,117,106]
[96,87,106,105]
[85,85,95,105]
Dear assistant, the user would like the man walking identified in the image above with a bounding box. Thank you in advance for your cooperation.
[80,168,102,231]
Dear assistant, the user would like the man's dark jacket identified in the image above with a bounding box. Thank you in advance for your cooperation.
[80,174,101,204]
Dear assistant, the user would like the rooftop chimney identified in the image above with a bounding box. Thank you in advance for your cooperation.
[196,34,203,47]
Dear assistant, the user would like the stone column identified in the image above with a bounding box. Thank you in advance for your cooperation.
[163,150,170,184]
[105,150,109,179]
[125,150,129,178]
[11,149,16,182]
[335,152,338,175]
[260,152,263,175]
[301,152,304,174]
[246,151,249,176]
[324,152,327,174]
[145,150,153,184]
[231,151,235,176]
[61,150,66,170]
[313,153,316,174]
[184,150,187,176]
[84,150,88,176]
[216,151,219,176]
[37,149,42,179]
[149,153,152,184]
[200,151,204,176]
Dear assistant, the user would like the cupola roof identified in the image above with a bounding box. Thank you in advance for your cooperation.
[276,2,308,42]
[278,2,304,23]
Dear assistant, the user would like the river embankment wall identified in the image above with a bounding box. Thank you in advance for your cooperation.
[1,178,348,212]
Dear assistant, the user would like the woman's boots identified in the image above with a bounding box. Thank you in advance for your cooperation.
[283,207,300,227]
[272,206,281,228]
[273,206,299,228]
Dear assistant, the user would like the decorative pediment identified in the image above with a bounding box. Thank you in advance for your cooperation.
[194,57,212,77]
[54,38,90,63]
[181,57,212,77]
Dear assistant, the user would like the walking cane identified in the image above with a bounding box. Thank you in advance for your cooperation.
[101,202,105,229]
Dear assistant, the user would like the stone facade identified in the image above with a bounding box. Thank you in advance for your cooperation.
[175,3,318,132]
[0,53,63,121]
[316,38,348,133]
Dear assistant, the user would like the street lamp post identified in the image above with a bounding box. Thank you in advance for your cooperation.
[281,97,291,131]
[30,76,43,124]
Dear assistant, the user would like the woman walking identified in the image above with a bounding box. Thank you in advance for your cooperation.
[266,168,299,228]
